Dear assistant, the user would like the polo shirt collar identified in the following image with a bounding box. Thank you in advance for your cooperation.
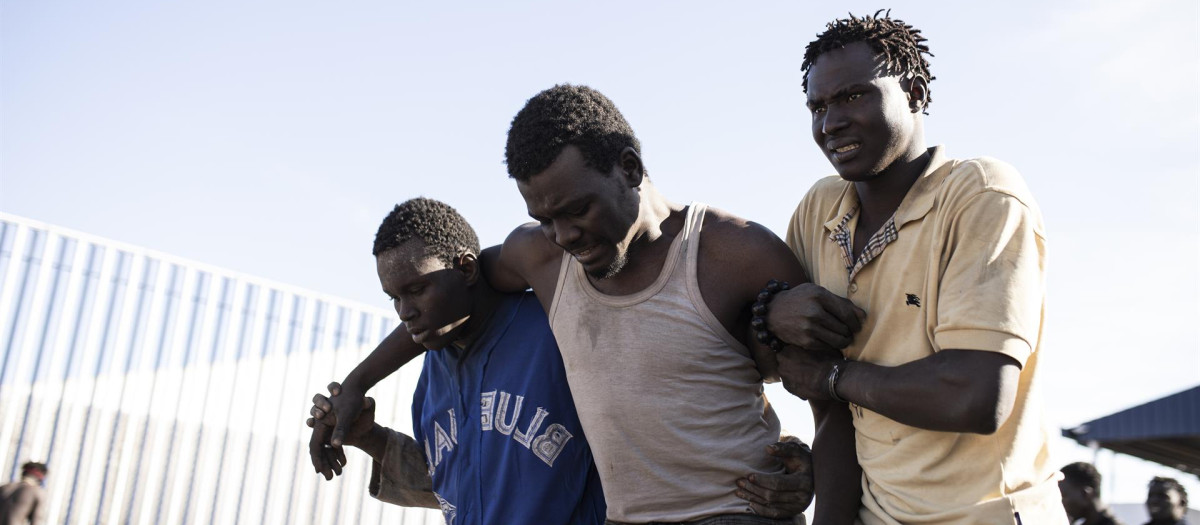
[821,145,952,233]
[893,145,951,230]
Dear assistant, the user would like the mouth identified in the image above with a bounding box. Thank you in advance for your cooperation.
[570,245,601,264]
[827,141,861,163]
[406,325,427,340]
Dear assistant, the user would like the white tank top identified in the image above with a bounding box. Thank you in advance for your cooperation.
[548,202,783,522]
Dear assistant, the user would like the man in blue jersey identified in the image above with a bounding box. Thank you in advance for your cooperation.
[307,197,606,524]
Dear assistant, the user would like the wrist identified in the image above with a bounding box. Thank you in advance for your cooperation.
[826,360,849,403]
[361,424,389,461]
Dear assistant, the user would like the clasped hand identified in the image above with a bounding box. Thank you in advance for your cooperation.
[307,382,374,480]
[766,283,864,401]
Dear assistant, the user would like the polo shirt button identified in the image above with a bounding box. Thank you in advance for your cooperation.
[849,282,858,293]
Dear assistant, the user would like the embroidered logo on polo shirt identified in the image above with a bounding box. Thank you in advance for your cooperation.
[905,294,921,307]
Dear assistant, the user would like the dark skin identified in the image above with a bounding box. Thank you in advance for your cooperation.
[312,145,867,518]
[769,40,1025,523]
[308,240,501,481]
[1146,482,1187,524]
[1059,478,1107,525]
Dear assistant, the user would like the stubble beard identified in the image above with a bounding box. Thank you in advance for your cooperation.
[588,249,629,280]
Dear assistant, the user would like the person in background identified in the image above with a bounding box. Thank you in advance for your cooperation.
[1059,462,1124,525]
[0,462,47,525]
[1144,477,1189,525]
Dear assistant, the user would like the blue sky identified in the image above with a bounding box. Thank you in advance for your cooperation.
[3,0,1198,508]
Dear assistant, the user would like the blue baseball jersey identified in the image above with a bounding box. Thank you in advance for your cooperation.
[411,292,605,525]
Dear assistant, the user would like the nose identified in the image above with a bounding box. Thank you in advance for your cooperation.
[396,299,418,323]
[552,219,582,248]
[821,106,850,136]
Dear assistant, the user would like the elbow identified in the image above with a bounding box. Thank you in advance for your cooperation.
[966,408,1005,435]
[959,385,1016,435]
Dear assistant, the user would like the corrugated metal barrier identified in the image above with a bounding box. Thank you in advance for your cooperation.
[0,212,438,524]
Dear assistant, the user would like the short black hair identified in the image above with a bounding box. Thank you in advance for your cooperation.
[1061,462,1103,497]
[372,198,480,264]
[1150,476,1189,507]
[21,461,47,476]
[802,10,935,111]
[504,84,642,181]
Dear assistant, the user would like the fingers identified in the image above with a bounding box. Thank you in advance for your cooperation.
[767,441,814,475]
[335,445,347,468]
[798,324,851,352]
[816,290,864,333]
[308,421,335,480]
[736,474,809,518]
[327,447,344,477]
[327,381,342,397]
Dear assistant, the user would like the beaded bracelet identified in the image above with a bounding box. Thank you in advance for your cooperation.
[750,279,789,352]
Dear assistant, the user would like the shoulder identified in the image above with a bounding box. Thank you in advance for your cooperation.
[790,174,849,225]
[698,205,804,279]
[941,156,1038,210]
[503,222,559,257]
[497,222,563,290]
[699,205,787,252]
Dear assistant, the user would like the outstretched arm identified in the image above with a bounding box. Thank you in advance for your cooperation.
[774,188,1039,434]
[778,348,1021,434]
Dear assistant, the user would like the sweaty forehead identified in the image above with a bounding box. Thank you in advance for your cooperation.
[517,146,609,215]
[378,240,446,274]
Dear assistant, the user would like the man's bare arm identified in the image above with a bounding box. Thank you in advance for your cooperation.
[326,325,425,446]
[778,348,1021,434]
[809,399,862,525]
[697,211,861,381]
[310,324,426,478]
[308,391,439,508]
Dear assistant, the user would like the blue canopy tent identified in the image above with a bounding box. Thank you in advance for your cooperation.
[1062,386,1200,478]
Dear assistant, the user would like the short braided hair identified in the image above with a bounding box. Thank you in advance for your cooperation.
[372,198,480,265]
[802,10,935,111]
[505,84,642,181]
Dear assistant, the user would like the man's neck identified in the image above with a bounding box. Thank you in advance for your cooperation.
[450,283,504,351]
[626,183,679,247]
[853,146,931,226]
[593,183,684,294]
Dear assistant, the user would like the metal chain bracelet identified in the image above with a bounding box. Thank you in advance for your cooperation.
[826,360,849,403]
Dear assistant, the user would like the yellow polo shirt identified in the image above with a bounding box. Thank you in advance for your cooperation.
[786,147,1066,525]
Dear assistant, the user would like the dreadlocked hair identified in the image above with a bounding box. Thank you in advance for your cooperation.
[505,84,642,181]
[802,10,935,111]
[372,198,480,267]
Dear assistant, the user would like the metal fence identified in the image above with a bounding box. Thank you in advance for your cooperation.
[0,212,437,524]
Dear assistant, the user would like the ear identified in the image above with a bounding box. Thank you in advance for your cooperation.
[455,252,482,285]
[617,146,645,188]
[905,75,929,113]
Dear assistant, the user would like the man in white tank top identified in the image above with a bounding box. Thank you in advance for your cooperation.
[313,85,867,524]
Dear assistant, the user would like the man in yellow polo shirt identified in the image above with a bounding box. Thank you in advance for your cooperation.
[760,12,1069,525]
